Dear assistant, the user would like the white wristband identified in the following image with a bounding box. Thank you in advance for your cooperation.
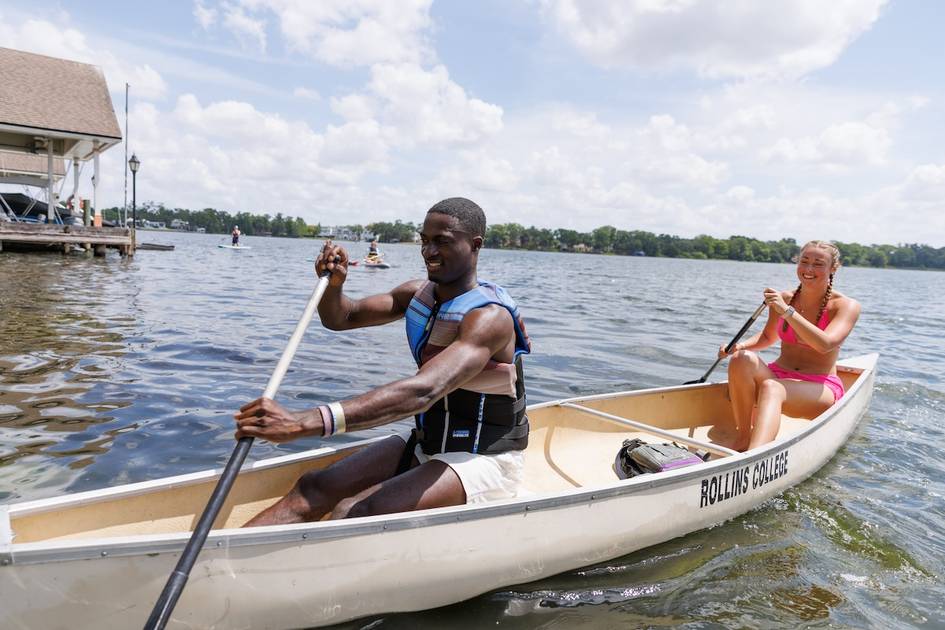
[328,402,346,434]
[783,306,795,319]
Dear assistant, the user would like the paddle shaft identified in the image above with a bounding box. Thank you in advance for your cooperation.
[687,301,767,384]
[144,274,331,630]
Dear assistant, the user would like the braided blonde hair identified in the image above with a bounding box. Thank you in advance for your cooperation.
[782,240,841,332]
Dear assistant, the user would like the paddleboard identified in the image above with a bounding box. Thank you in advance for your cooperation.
[218,244,252,250]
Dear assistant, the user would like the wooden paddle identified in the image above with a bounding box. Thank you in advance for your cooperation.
[685,301,766,385]
[144,273,332,630]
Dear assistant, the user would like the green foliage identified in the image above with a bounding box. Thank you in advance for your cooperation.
[103,202,945,269]
[101,202,318,238]
[483,222,945,270]
[367,220,418,243]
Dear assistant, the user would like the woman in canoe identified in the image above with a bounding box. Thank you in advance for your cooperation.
[718,240,861,451]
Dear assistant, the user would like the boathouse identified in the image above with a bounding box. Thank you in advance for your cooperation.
[0,46,131,255]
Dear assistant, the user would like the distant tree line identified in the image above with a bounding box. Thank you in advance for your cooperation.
[366,220,419,243]
[102,202,317,238]
[484,223,945,270]
[103,203,944,269]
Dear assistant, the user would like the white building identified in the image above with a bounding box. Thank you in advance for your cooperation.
[318,225,357,240]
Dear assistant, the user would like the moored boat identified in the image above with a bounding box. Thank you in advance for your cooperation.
[0,354,877,629]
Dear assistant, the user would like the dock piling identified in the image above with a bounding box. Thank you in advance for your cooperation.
[0,223,132,257]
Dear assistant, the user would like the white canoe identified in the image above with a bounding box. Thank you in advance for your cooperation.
[0,354,877,629]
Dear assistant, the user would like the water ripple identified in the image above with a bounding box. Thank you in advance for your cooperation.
[3,234,945,628]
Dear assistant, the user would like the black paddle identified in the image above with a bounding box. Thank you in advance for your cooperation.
[144,274,331,630]
[685,302,767,385]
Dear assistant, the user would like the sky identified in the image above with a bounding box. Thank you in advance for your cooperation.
[2,0,944,246]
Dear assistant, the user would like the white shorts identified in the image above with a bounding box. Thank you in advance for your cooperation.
[395,429,525,504]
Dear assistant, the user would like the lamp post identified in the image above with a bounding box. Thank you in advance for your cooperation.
[128,153,140,249]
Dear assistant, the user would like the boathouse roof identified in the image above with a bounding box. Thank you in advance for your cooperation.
[0,47,122,160]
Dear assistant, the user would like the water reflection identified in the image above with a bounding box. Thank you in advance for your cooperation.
[0,256,138,497]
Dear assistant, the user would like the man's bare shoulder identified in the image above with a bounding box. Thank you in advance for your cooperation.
[390,279,427,310]
[458,304,514,343]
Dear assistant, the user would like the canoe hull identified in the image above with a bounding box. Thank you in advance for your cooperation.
[0,355,876,629]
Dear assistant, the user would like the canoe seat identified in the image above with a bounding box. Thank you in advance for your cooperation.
[521,411,816,495]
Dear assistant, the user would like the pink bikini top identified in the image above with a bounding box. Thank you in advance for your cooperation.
[778,309,831,346]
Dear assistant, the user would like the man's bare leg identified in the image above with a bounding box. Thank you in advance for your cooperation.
[330,459,466,519]
[244,436,411,527]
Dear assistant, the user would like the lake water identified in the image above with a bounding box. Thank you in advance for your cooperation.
[1,232,942,628]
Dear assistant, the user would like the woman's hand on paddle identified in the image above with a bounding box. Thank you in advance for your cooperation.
[763,287,789,315]
[315,240,349,287]
[718,343,741,358]
[235,397,323,442]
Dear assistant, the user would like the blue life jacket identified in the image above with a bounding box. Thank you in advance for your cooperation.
[405,280,530,455]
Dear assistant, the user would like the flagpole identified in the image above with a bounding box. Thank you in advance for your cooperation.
[124,82,129,227]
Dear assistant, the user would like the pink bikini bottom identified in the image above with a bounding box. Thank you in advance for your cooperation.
[767,362,845,402]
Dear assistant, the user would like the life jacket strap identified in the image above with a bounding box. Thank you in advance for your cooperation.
[395,429,420,476]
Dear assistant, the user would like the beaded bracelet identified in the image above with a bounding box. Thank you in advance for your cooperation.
[317,405,333,437]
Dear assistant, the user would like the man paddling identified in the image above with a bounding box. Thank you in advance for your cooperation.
[235,197,530,524]
[231,225,241,246]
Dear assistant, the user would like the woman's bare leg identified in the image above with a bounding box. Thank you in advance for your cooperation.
[726,351,775,451]
[749,379,835,449]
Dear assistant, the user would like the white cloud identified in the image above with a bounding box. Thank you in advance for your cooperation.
[292,86,321,101]
[723,106,777,132]
[196,2,499,151]
[193,1,217,29]
[365,63,504,147]
[169,95,333,176]
[111,95,398,212]
[330,94,375,121]
[762,120,892,169]
[231,0,433,67]
[900,163,945,202]
[724,185,756,204]
[549,109,610,138]
[222,3,267,52]
[642,153,729,189]
[448,150,521,193]
[908,95,930,110]
[541,0,887,78]
[321,120,388,168]
[646,114,691,152]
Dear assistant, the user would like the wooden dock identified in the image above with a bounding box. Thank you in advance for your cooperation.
[0,223,134,256]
